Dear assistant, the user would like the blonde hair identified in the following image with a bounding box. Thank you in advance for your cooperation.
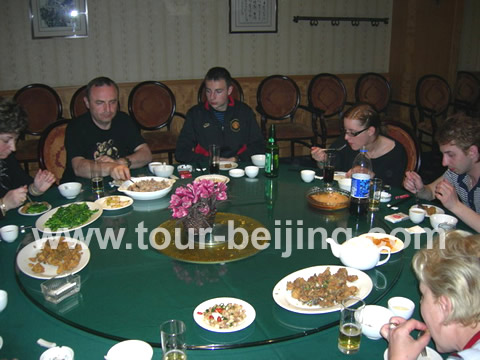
[412,232,480,327]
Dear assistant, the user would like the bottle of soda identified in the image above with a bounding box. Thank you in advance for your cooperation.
[265,124,279,178]
[349,147,372,216]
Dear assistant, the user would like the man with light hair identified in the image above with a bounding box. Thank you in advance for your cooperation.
[403,115,480,231]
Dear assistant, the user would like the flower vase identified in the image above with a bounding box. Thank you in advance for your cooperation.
[182,211,216,236]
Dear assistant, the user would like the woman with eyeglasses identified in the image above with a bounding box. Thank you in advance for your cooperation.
[311,103,407,186]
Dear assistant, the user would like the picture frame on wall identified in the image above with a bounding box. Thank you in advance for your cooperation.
[30,0,88,39]
[229,0,278,33]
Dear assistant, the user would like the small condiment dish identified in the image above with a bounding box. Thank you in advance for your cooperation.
[251,154,265,168]
[0,225,19,243]
[380,191,392,203]
[0,290,7,312]
[361,305,394,340]
[58,182,82,199]
[409,207,426,224]
[388,296,415,319]
[300,170,315,183]
[245,166,259,178]
[40,346,74,360]
[229,169,245,178]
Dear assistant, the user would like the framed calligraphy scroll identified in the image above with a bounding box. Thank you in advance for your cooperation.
[30,0,88,39]
[229,0,278,33]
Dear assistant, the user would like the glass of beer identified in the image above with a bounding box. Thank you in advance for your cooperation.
[368,178,383,211]
[161,319,187,360]
[209,144,220,174]
[338,296,365,354]
[323,152,336,187]
[90,160,104,198]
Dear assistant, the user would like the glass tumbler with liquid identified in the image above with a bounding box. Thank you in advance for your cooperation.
[338,296,365,354]
[91,160,104,197]
[209,144,220,174]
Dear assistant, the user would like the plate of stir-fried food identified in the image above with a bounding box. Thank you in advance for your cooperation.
[272,265,373,314]
[35,202,102,234]
[357,233,404,254]
[16,236,90,279]
[118,176,175,200]
[18,201,52,216]
[95,195,133,210]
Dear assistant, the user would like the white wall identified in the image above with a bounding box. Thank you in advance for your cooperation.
[0,0,393,90]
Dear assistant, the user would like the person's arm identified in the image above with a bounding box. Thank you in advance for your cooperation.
[175,109,208,163]
[118,143,151,169]
[30,169,56,195]
[1,186,28,213]
[71,157,130,180]
[403,171,440,201]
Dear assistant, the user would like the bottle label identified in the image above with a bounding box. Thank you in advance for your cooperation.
[265,153,273,174]
[351,173,370,198]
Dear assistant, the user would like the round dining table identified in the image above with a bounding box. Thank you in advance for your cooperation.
[0,159,459,359]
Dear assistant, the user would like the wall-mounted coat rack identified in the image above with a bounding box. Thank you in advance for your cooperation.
[293,16,389,27]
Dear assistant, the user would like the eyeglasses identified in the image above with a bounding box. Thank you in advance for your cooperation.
[343,128,368,137]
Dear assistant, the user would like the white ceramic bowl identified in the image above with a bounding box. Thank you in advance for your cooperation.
[153,164,174,178]
[148,161,163,173]
[58,182,82,199]
[0,225,19,243]
[337,178,352,192]
[106,340,153,360]
[245,166,259,178]
[430,214,458,229]
[118,176,175,200]
[40,346,74,360]
[361,305,394,340]
[251,154,266,168]
[409,207,426,224]
[380,191,392,203]
[229,169,245,178]
[388,296,415,319]
[300,170,315,183]
[0,290,7,312]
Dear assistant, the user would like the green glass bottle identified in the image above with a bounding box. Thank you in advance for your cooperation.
[265,124,279,178]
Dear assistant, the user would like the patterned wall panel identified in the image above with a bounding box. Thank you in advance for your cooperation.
[3,0,476,92]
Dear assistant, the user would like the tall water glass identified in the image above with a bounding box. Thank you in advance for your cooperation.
[323,152,336,187]
[368,178,383,211]
[209,144,220,174]
[338,296,365,354]
[91,160,104,198]
[161,319,187,360]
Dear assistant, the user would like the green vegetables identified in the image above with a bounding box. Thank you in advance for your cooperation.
[44,203,98,231]
[22,202,49,214]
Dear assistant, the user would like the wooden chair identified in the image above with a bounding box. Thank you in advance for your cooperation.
[38,119,69,184]
[384,120,421,173]
[69,85,88,119]
[14,83,63,172]
[413,74,452,149]
[453,71,480,117]
[256,75,317,156]
[355,73,392,114]
[304,73,347,148]
[197,78,244,104]
[128,81,185,164]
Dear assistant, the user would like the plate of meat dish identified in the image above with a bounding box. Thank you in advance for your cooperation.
[272,265,373,314]
[118,176,175,200]
[357,233,404,254]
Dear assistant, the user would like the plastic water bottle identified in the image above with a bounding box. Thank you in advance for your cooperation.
[349,147,372,216]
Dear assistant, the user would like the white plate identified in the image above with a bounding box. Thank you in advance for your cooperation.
[107,340,153,360]
[94,195,133,211]
[272,265,373,314]
[18,202,52,216]
[16,236,90,279]
[118,176,175,201]
[35,202,103,234]
[384,346,442,360]
[357,233,404,254]
[195,174,230,184]
[193,297,256,333]
[334,172,347,181]
[219,161,238,171]
[412,204,445,218]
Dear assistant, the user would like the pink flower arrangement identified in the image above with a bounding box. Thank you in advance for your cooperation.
[169,179,227,220]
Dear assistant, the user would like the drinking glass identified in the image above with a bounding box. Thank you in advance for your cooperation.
[209,144,220,174]
[323,152,336,187]
[368,178,383,211]
[160,319,187,360]
[90,160,104,198]
[338,296,365,354]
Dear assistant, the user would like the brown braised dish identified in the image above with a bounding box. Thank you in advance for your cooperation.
[307,188,350,210]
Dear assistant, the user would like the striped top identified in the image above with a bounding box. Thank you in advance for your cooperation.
[444,170,480,213]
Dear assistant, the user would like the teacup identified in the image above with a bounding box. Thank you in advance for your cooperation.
[0,290,7,312]
[409,207,426,224]
[245,166,259,178]
[388,296,415,319]
[301,170,315,183]
[0,225,19,243]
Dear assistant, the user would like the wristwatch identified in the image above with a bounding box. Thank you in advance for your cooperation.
[124,157,132,168]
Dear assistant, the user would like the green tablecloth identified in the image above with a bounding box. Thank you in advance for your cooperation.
[0,162,458,359]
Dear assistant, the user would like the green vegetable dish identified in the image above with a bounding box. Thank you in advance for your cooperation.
[44,203,98,231]
[21,202,49,214]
